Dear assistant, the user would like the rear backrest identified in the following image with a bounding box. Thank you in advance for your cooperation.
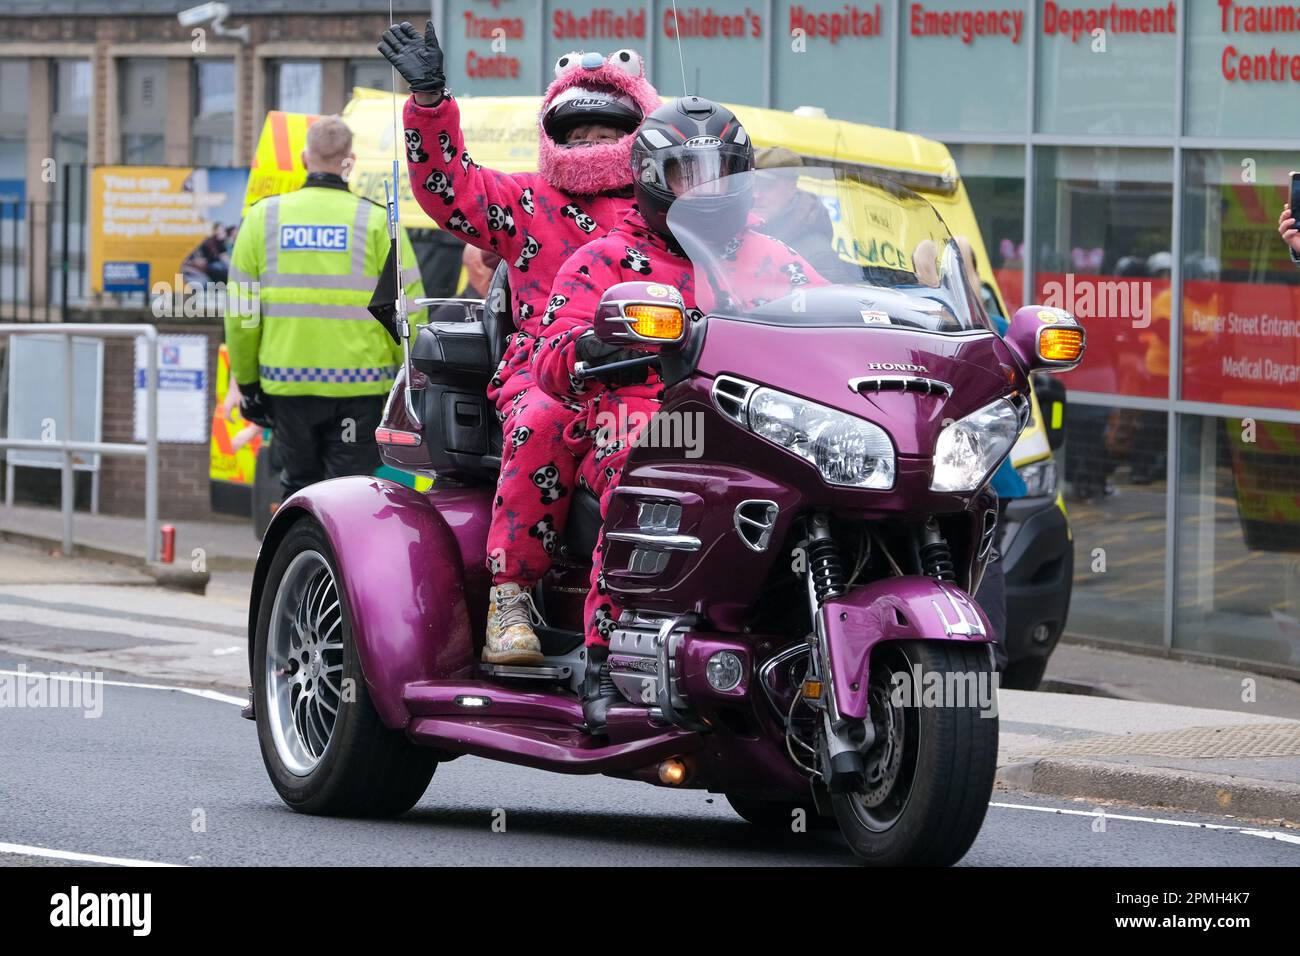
[482,260,516,367]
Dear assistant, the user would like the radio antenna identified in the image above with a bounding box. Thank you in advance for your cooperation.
[386,0,418,419]
[671,0,689,96]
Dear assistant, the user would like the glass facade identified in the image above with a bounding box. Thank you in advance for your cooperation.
[1176,414,1300,669]
[1035,0,1178,136]
[899,0,1027,132]
[269,60,322,114]
[948,144,1025,312]
[52,59,90,167]
[193,59,236,166]
[347,58,393,94]
[1032,147,1173,398]
[1065,402,1168,648]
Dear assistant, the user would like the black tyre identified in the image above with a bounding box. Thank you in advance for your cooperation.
[831,640,998,866]
[254,517,437,816]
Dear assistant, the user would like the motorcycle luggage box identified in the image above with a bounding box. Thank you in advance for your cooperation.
[408,321,500,481]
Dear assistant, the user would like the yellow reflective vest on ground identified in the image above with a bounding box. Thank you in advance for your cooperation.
[224,176,426,397]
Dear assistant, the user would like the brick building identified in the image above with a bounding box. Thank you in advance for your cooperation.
[0,2,432,519]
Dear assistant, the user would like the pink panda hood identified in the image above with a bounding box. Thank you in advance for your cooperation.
[536,52,661,197]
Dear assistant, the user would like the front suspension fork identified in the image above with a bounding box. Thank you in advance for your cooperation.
[804,512,873,792]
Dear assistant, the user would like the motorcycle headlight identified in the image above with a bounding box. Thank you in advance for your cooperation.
[931,398,1022,493]
[747,387,895,489]
[1016,459,1058,497]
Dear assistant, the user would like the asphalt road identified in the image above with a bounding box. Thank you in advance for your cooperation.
[0,649,1296,868]
[0,540,1297,867]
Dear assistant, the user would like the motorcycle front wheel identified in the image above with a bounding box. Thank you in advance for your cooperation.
[830,640,998,866]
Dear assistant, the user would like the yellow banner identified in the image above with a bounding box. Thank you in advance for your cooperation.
[89,166,247,294]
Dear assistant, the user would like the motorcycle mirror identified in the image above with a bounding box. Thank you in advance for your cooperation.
[592,281,690,353]
[1005,305,1086,372]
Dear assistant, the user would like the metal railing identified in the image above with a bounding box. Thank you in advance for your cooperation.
[0,323,158,561]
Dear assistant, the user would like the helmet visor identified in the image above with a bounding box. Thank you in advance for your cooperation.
[658,145,752,197]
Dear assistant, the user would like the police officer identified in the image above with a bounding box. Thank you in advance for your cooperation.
[224,115,426,499]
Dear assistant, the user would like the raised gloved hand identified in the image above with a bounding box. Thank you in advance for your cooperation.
[378,20,446,100]
[238,381,273,428]
[575,334,652,387]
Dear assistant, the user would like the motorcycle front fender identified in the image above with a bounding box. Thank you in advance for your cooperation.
[821,576,994,720]
[249,476,489,729]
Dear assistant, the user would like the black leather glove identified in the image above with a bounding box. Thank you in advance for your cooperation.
[576,335,651,388]
[238,382,273,428]
[378,20,446,98]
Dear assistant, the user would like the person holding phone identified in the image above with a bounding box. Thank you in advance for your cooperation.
[1279,172,1300,263]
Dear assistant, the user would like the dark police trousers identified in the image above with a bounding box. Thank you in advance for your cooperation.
[269,395,384,499]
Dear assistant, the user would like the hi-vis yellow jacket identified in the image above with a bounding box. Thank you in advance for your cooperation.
[224,175,426,397]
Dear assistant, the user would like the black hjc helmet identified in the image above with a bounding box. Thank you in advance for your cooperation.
[542,52,645,145]
[630,96,755,240]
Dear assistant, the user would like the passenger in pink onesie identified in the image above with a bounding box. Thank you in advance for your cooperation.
[380,21,661,665]
[533,97,826,732]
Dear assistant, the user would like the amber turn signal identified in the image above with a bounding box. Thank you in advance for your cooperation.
[1039,327,1084,363]
[625,304,685,341]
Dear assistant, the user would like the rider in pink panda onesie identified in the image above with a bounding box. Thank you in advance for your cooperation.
[533,97,826,732]
[380,22,661,666]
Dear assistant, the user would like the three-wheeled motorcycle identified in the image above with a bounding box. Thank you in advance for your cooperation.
[247,169,1085,865]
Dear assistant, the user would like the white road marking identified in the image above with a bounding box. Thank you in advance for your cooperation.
[991,801,1299,842]
[0,841,182,867]
[0,603,237,644]
[1237,829,1300,845]
[0,667,245,707]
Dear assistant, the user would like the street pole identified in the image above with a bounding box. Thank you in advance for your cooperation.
[61,333,74,555]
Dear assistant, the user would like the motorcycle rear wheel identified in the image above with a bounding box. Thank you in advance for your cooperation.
[831,640,998,866]
[254,516,438,816]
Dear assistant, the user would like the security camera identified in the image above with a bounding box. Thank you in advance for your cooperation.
[177,2,228,28]
[177,2,250,43]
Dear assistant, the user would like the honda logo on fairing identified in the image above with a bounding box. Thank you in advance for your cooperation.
[683,136,722,149]
[868,362,929,373]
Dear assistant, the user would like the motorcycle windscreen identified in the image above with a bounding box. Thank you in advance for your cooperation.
[665,165,992,334]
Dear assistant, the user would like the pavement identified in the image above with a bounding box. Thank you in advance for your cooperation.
[0,502,258,573]
[1,513,1299,831]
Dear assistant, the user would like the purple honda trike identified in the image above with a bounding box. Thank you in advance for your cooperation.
[247,169,1085,865]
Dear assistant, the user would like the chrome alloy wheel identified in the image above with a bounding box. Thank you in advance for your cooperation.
[265,550,345,775]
